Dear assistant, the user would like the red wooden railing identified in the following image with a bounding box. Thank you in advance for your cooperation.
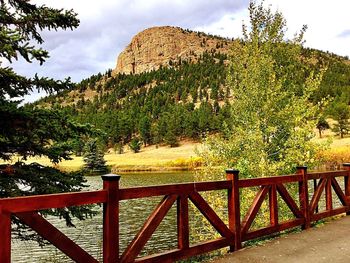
[1,164,350,262]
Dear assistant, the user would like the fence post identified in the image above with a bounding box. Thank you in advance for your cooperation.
[226,169,241,251]
[297,166,310,229]
[177,195,189,250]
[102,174,121,263]
[343,163,350,215]
[0,209,11,263]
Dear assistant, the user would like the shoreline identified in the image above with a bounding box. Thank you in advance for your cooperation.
[111,165,201,173]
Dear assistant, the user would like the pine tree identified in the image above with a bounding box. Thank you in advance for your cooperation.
[0,0,95,239]
[329,102,350,138]
[129,137,141,153]
[83,139,108,173]
[139,115,151,146]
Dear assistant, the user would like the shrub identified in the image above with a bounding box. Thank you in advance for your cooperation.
[129,137,141,153]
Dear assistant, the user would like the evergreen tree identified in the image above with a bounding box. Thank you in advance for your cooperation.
[0,0,94,239]
[139,115,151,146]
[129,137,141,153]
[32,11,350,147]
[165,129,179,147]
[83,139,108,173]
[329,102,350,138]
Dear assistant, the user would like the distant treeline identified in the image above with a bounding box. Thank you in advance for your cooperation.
[37,49,350,150]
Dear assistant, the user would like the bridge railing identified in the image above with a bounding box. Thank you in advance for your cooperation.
[1,164,350,262]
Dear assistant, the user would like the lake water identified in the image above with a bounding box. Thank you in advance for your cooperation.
[11,172,208,262]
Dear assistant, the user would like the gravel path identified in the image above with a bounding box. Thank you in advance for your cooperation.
[210,216,350,263]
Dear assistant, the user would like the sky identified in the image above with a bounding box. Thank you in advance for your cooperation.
[5,0,350,101]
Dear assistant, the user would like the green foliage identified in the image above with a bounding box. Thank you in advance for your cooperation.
[200,1,326,179]
[41,51,229,147]
[0,162,96,243]
[37,40,350,152]
[71,138,86,156]
[316,116,330,138]
[194,1,329,250]
[311,54,350,103]
[328,100,350,138]
[83,139,108,173]
[0,0,95,241]
[129,137,141,153]
[34,6,350,152]
[164,129,179,148]
[139,115,152,146]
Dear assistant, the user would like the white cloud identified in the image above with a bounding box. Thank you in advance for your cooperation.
[11,0,249,85]
[263,0,350,58]
[7,0,350,103]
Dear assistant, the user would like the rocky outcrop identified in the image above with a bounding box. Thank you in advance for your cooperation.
[113,26,230,75]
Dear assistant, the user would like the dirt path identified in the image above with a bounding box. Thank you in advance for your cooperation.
[211,216,350,263]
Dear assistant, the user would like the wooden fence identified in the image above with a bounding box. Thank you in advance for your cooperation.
[1,164,350,262]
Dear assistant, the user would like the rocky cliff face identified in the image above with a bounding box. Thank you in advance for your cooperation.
[113,26,230,75]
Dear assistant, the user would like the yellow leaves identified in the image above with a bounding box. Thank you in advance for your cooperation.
[164,157,203,169]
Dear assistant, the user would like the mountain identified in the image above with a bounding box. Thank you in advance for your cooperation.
[113,26,230,75]
[37,26,350,150]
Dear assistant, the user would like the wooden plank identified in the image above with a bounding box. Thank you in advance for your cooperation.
[102,176,120,263]
[119,181,232,200]
[242,218,304,241]
[326,178,333,211]
[238,174,301,188]
[177,195,189,249]
[226,169,241,251]
[297,166,310,229]
[15,212,98,263]
[344,165,350,215]
[189,192,234,241]
[241,186,270,235]
[344,167,350,197]
[309,178,326,214]
[331,178,348,206]
[307,170,348,180]
[311,206,349,222]
[0,210,11,263]
[134,237,229,263]
[121,194,177,263]
[0,190,107,213]
[313,179,319,213]
[269,184,278,226]
[276,184,303,218]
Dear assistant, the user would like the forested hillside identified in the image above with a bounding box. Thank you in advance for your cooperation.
[35,41,350,151]
[38,52,230,149]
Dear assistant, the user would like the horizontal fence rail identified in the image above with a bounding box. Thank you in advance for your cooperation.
[1,164,350,262]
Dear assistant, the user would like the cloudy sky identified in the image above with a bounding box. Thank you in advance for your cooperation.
[7,0,350,101]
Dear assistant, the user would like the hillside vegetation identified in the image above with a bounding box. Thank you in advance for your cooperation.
[35,30,350,153]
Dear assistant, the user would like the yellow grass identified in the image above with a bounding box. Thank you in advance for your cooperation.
[312,122,350,168]
[7,123,350,172]
[312,119,350,148]
[23,141,201,171]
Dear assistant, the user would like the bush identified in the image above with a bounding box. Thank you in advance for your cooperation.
[129,137,141,153]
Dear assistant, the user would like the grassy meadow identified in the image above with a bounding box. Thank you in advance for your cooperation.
[4,122,346,173]
[18,133,349,173]
[23,141,202,172]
